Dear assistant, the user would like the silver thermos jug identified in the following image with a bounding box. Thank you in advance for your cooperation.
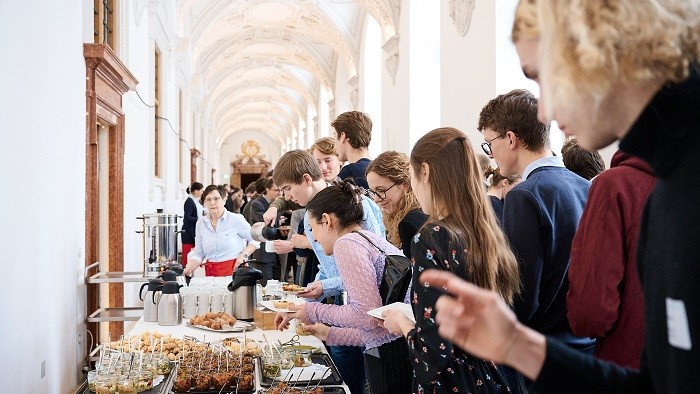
[157,281,183,326]
[228,263,263,321]
[139,278,163,322]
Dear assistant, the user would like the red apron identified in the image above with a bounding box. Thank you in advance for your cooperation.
[181,244,194,266]
[204,259,237,277]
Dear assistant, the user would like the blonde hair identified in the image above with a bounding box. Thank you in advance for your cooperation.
[365,151,421,250]
[411,128,520,305]
[310,137,338,156]
[538,0,700,113]
[511,0,540,42]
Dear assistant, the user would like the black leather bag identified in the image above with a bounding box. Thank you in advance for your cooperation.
[353,231,412,305]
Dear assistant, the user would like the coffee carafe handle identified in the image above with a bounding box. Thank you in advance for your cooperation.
[139,283,148,301]
[153,291,162,305]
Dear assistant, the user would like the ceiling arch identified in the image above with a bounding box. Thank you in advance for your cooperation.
[177,0,401,157]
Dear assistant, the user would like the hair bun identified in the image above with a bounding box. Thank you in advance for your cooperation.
[335,180,363,205]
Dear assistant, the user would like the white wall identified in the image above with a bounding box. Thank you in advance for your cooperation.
[440,0,497,153]
[0,1,86,392]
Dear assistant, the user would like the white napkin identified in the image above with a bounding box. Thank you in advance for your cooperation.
[274,363,331,381]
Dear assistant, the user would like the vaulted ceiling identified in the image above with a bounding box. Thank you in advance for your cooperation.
[177,0,400,149]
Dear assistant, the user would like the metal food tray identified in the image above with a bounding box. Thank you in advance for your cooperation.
[259,354,343,387]
[168,360,256,394]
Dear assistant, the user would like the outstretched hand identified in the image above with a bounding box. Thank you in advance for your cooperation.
[419,269,545,378]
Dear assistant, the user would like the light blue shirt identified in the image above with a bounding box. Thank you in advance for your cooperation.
[304,194,385,299]
[522,156,566,180]
[189,211,259,263]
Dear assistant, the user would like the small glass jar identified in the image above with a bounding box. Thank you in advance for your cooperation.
[295,349,313,367]
[94,375,117,394]
[117,377,138,394]
[261,355,282,378]
[156,356,172,375]
[87,370,97,392]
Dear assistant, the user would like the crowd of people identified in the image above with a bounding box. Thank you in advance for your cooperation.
[176,0,700,392]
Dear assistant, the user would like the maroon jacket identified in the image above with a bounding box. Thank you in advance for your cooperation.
[567,151,655,369]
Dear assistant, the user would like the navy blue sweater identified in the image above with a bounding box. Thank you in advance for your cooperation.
[503,165,594,351]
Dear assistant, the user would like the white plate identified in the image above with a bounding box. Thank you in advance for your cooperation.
[367,302,415,323]
[260,299,306,312]
[185,320,256,332]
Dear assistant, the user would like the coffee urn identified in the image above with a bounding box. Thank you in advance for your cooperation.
[228,264,263,321]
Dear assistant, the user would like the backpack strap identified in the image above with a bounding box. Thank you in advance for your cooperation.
[352,230,386,255]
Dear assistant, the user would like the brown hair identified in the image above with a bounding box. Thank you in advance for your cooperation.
[331,111,373,149]
[561,138,605,180]
[477,89,550,152]
[263,178,277,194]
[366,151,422,249]
[411,127,520,305]
[476,154,493,180]
[200,185,226,205]
[311,137,338,156]
[272,150,322,186]
[306,181,364,229]
[485,167,521,187]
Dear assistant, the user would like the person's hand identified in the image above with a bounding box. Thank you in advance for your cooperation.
[297,281,323,299]
[419,269,520,364]
[274,304,308,330]
[290,234,311,249]
[262,207,278,226]
[304,322,330,342]
[234,254,247,269]
[184,259,204,276]
[381,309,414,336]
[273,240,294,254]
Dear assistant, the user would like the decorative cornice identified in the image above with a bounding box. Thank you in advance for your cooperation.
[382,34,399,85]
[449,0,476,37]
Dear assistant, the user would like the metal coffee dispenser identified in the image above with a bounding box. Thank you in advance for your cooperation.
[157,281,183,326]
[137,210,180,277]
[228,264,263,321]
[139,278,164,322]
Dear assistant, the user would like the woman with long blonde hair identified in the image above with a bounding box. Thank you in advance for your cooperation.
[383,127,520,393]
[366,151,427,259]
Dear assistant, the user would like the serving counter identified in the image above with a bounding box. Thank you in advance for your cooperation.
[78,317,349,393]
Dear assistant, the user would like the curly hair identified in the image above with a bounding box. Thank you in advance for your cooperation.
[511,0,539,42]
[538,0,700,112]
[365,151,422,250]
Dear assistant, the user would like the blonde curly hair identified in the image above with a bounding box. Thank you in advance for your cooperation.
[511,0,539,42]
[537,0,700,112]
[365,151,421,250]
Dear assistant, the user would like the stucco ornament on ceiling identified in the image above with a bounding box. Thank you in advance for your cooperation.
[449,0,476,36]
[241,140,263,160]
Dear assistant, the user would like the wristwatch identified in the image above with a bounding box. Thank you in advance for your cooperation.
[243,253,249,260]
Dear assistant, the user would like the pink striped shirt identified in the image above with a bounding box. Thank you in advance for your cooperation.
[305,231,403,350]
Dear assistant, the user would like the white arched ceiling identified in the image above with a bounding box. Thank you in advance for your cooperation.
[178,0,400,151]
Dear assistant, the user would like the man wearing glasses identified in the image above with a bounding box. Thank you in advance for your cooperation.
[477,89,593,391]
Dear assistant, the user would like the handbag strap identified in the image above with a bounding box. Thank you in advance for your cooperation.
[352,230,386,255]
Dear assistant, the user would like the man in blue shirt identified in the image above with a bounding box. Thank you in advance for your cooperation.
[477,89,594,390]
[333,111,373,189]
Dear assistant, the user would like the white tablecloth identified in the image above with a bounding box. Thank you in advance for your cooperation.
[126,318,349,392]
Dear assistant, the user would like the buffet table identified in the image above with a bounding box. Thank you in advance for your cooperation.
[124,317,349,393]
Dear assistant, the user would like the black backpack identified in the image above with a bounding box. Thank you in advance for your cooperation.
[353,231,412,305]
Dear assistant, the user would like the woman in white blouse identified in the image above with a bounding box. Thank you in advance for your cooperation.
[184,185,259,277]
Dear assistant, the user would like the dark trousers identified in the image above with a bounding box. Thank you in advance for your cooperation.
[363,337,412,394]
[329,345,366,394]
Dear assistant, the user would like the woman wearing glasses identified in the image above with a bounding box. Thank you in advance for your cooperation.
[184,185,259,277]
[366,151,427,259]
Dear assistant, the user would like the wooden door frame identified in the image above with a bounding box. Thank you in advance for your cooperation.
[84,43,137,341]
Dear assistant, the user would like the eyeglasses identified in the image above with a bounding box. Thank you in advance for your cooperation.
[204,196,222,203]
[481,134,506,156]
[367,183,399,201]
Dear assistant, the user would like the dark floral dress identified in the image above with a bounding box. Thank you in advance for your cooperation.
[407,222,511,394]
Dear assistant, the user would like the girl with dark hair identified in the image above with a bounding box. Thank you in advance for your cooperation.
[275,181,413,394]
[382,127,520,393]
[181,182,205,266]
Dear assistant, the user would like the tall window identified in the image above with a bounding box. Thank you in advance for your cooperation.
[93,0,116,48]
[154,47,162,178]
